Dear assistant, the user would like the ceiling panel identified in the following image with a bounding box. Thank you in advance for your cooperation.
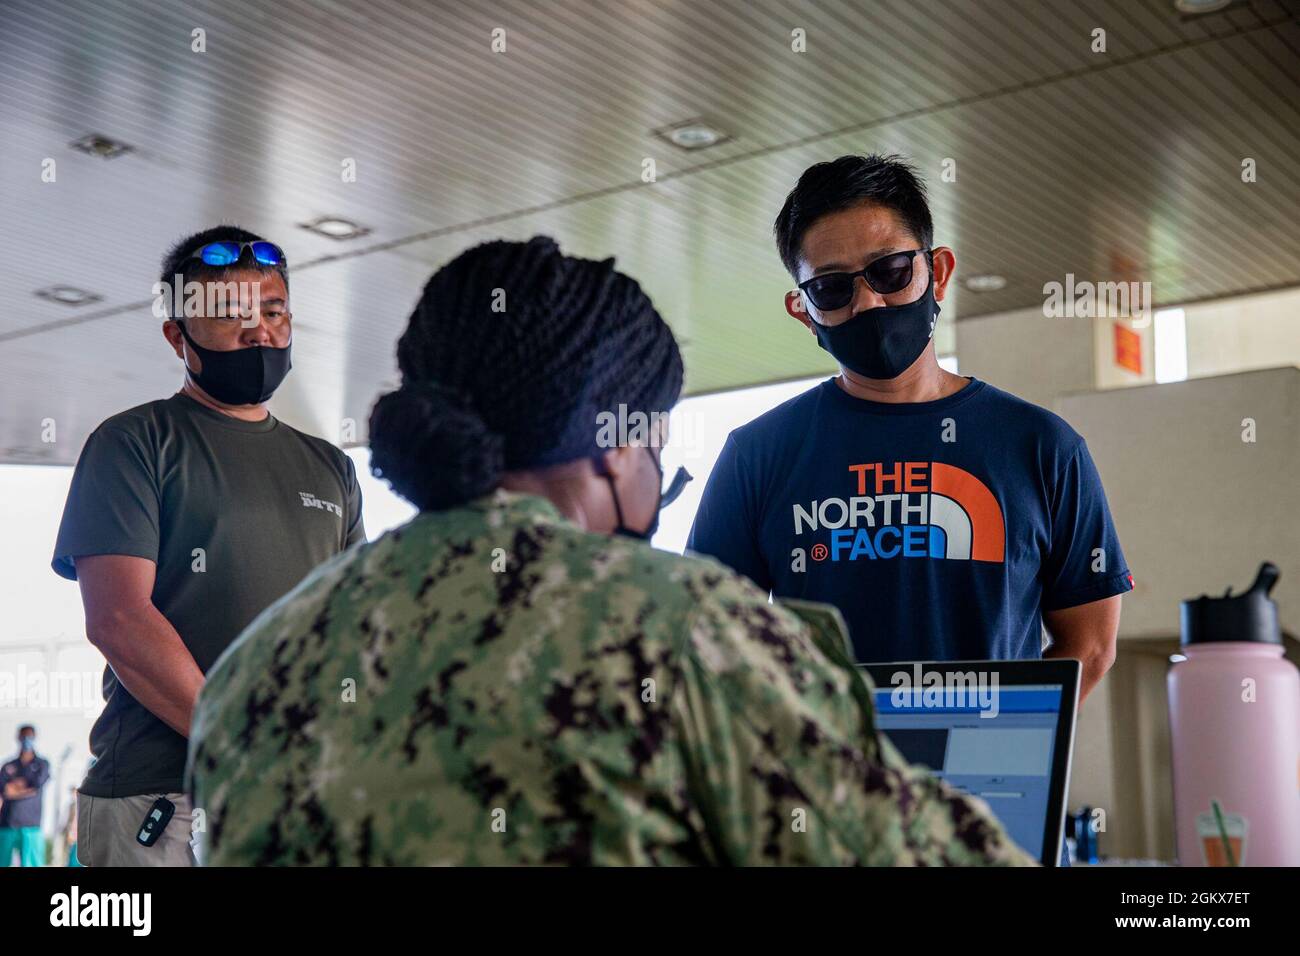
[2,0,1298,464]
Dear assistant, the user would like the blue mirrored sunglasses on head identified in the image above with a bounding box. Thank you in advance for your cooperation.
[182,241,286,268]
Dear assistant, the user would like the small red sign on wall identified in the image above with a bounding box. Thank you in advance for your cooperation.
[1113,322,1142,374]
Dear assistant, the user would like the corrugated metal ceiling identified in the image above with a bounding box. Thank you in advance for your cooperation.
[2,0,1298,463]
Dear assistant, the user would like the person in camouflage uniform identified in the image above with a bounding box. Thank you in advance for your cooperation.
[187,236,1034,867]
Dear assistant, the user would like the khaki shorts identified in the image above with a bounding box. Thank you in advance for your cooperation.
[78,792,198,867]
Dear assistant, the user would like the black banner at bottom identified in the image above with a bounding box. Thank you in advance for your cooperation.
[1,863,1284,940]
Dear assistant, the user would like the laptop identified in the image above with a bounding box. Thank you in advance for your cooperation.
[859,659,1081,866]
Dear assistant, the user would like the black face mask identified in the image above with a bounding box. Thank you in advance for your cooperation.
[810,275,939,379]
[176,321,292,405]
[600,447,692,542]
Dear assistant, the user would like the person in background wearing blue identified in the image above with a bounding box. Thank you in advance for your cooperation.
[688,154,1132,707]
[0,725,49,866]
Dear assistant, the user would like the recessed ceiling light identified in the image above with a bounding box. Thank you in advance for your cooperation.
[299,216,371,240]
[964,274,1007,293]
[1173,0,1233,14]
[654,120,731,151]
[35,285,103,306]
[69,133,133,159]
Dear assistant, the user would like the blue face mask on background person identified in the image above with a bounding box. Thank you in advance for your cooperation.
[811,276,940,379]
[176,320,292,405]
[19,736,34,752]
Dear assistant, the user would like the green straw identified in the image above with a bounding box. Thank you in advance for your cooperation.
[1211,800,1237,867]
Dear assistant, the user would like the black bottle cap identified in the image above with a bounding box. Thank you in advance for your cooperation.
[1180,562,1281,646]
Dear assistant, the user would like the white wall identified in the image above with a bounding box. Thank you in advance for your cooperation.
[954,306,1096,409]
[1057,366,1299,641]
[956,286,1300,411]
[1183,287,1300,379]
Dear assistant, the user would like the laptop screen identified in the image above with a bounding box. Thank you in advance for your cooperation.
[864,670,1071,863]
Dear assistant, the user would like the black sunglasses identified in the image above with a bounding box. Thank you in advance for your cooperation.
[798,248,931,312]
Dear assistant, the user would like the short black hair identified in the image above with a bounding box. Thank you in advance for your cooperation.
[773,154,934,278]
[159,225,288,318]
[17,725,34,736]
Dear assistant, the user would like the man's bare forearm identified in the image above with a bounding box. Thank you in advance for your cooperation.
[1044,641,1110,703]
[87,604,205,737]
[1043,595,1122,706]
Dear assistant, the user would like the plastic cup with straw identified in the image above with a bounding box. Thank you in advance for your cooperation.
[1211,799,1237,867]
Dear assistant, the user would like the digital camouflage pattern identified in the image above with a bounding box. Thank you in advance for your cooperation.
[187,490,1035,866]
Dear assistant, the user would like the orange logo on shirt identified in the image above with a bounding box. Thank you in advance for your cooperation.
[793,461,1005,563]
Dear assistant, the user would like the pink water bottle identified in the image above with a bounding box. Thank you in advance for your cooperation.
[1168,562,1300,866]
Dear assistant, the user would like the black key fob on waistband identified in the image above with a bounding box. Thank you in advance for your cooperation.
[136,797,176,847]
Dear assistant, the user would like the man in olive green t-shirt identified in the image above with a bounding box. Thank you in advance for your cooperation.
[52,225,365,866]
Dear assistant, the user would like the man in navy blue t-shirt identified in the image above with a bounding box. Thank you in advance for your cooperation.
[688,154,1131,705]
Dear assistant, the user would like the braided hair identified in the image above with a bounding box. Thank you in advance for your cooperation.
[369,235,683,511]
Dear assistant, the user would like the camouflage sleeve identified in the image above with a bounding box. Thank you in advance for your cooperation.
[670,571,1037,866]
